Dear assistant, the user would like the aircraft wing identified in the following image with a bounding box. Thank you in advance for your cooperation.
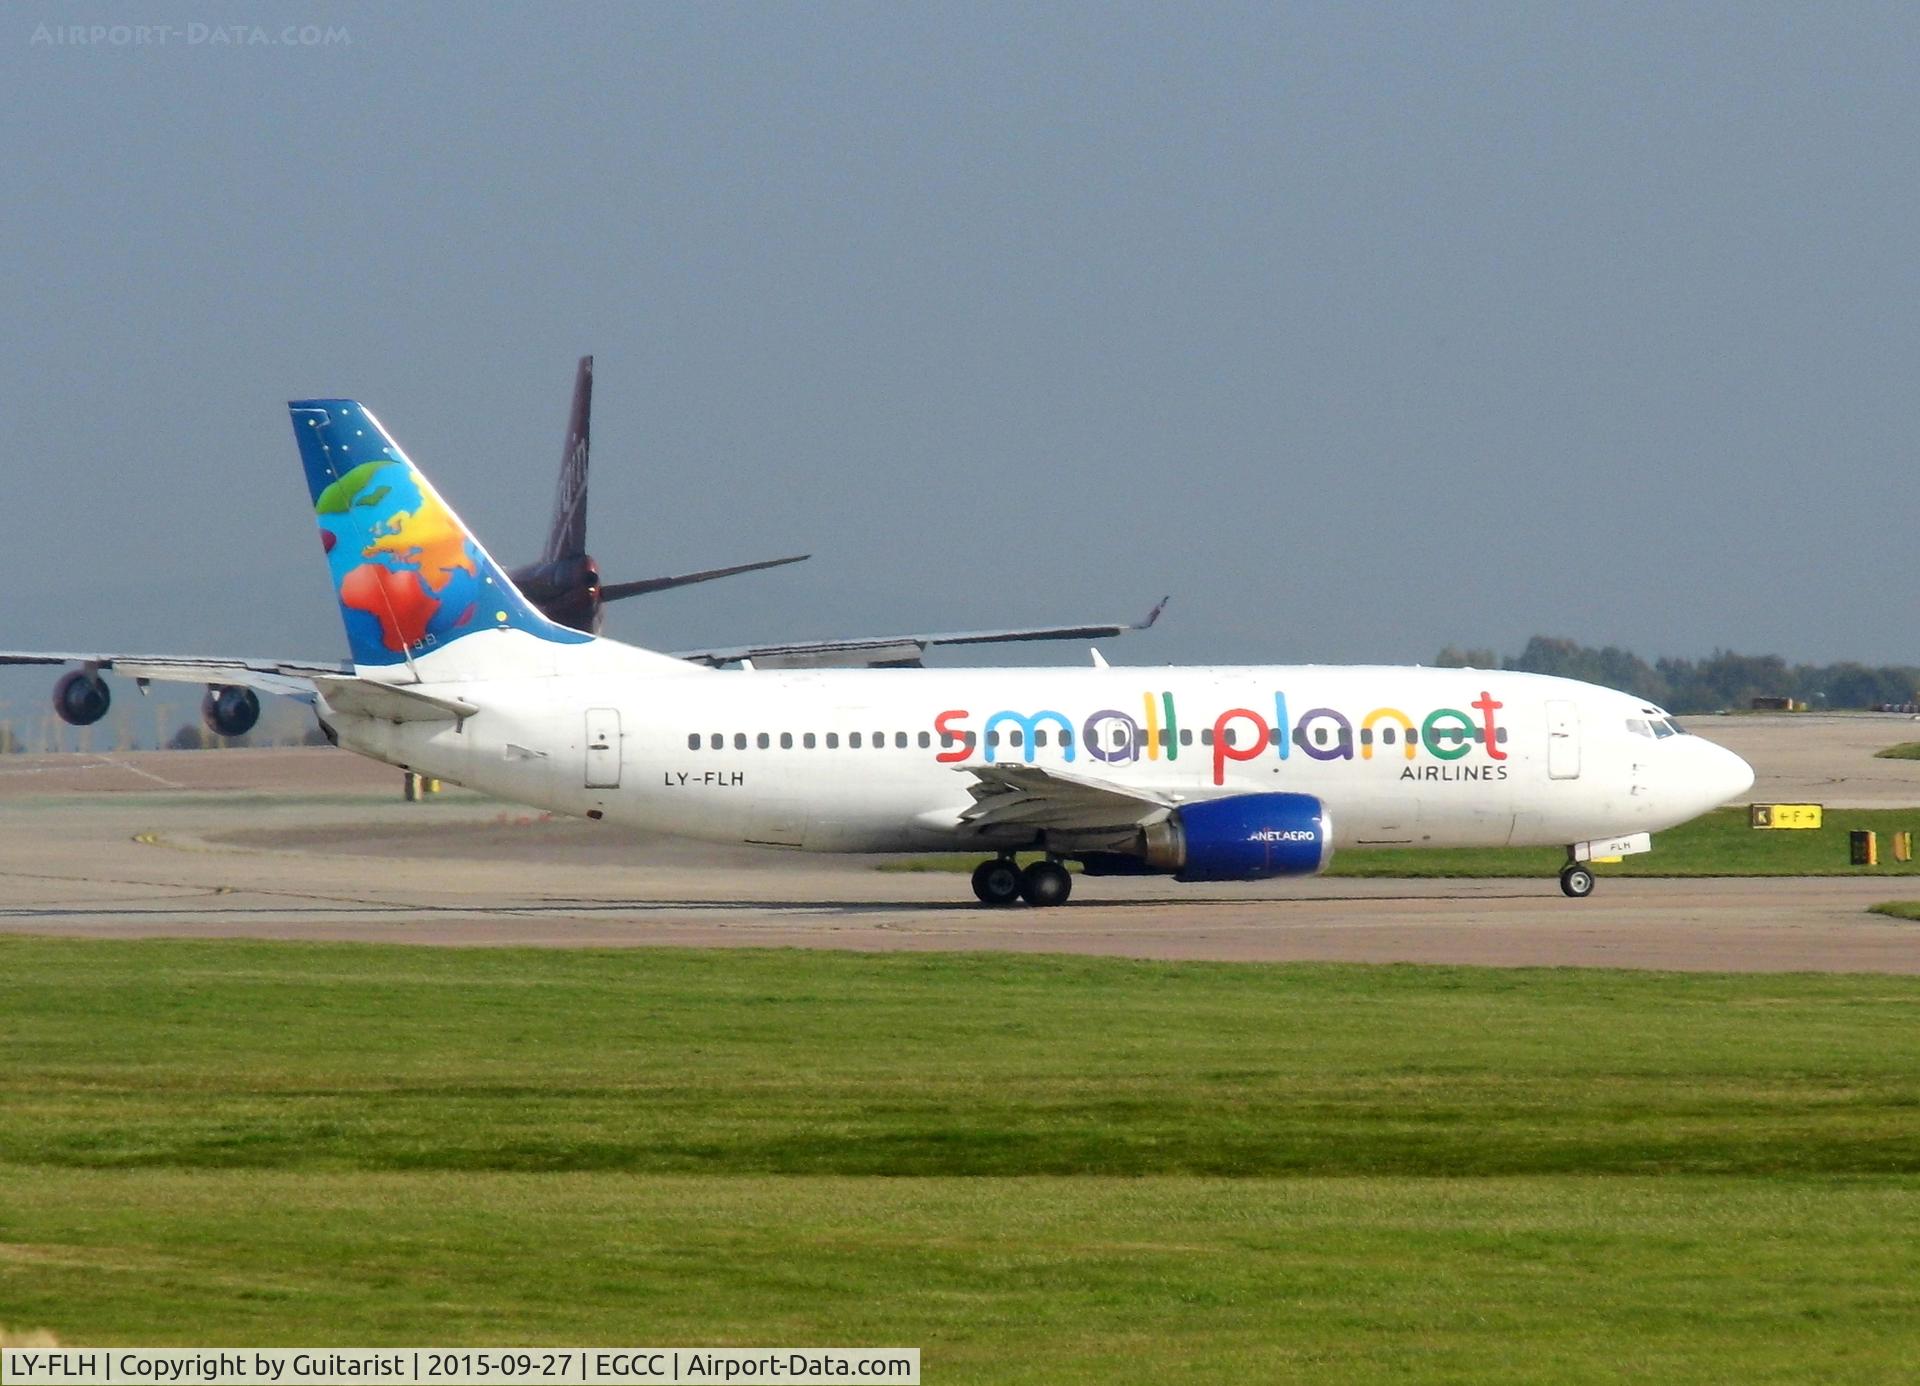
[0,651,346,700]
[956,762,1175,838]
[672,597,1169,669]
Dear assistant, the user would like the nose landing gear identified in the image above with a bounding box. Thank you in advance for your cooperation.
[1558,862,1596,898]
[970,856,1073,907]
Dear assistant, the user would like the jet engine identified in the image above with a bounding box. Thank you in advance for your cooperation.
[53,669,111,726]
[1138,792,1332,881]
[201,684,261,738]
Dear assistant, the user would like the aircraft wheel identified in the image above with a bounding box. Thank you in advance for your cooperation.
[1559,864,1595,899]
[1020,859,1073,908]
[971,858,1024,907]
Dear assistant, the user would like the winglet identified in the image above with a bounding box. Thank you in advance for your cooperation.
[1136,596,1170,630]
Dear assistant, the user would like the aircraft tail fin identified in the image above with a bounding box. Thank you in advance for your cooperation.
[289,399,599,673]
[541,355,592,564]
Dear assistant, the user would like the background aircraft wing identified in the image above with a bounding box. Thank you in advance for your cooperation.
[671,597,1169,668]
[956,762,1176,837]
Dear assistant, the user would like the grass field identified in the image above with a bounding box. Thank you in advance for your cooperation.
[881,806,1920,878]
[4,938,1920,1380]
[1875,742,1920,760]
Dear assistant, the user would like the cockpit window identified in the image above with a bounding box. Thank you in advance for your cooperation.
[1626,718,1654,738]
[1663,718,1687,736]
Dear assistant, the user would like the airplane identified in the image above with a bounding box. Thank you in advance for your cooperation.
[504,356,812,635]
[505,355,1166,662]
[3,399,1754,905]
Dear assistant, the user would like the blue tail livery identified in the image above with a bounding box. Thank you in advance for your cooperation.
[289,400,591,668]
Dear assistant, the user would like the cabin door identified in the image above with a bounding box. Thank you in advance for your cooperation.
[585,708,622,788]
[1546,700,1581,780]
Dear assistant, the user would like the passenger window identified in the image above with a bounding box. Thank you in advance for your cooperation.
[687,733,700,750]
[1061,730,1074,748]
[963,732,977,749]
[1201,729,1214,746]
[733,733,747,750]
[1381,727,1396,745]
[780,732,793,749]
[1179,729,1192,747]
[874,731,885,748]
[918,731,930,748]
[986,731,1000,747]
[849,733,862,749]
[753,732,767,749]
[1035,730,1048,747]
[827,733,840,749]
[1312,728,1327,747]
[709,733,722,751]
[941,733,956,748]
[804,732,817,749]
[1009,730,1024,748]
[1496,728,1507,744]
[895,731,908,749]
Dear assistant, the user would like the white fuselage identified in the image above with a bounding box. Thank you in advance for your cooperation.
[325,655,1753,857]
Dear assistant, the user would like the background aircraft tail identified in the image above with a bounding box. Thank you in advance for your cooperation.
[541,355,592,565]
[290,400,596,673]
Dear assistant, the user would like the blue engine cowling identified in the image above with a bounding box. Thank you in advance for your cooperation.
[1140,792,1333,882]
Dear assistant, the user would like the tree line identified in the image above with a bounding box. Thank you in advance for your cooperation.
[1433,637,1920,714]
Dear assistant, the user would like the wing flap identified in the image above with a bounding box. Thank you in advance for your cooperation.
[957,762,1173,840]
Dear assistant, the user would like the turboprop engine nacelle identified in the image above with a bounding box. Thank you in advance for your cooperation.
[1139,792,1333,882]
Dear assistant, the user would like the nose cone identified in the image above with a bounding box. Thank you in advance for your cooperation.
[1694,737,1755,811]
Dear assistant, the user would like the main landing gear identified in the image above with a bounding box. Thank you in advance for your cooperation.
[971,856,1073,908]
[1558,862,1596,898]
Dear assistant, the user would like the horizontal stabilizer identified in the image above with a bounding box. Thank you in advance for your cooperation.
[312,676,478,724]
[600,553,811,603]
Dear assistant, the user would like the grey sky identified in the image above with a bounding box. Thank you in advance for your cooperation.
[5,2,1917,697]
